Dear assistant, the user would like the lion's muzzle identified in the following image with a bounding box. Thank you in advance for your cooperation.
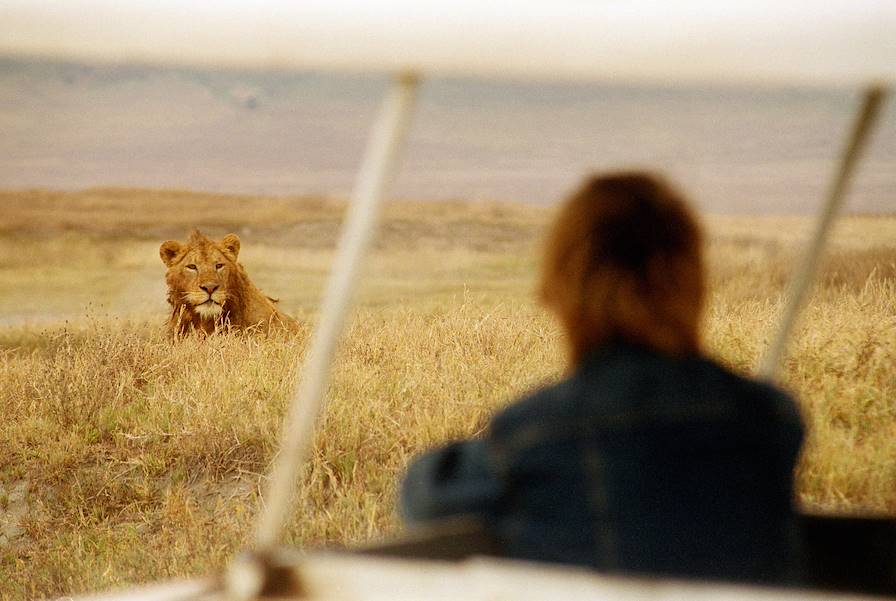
[182,289,227,319]
[194,300,224,319]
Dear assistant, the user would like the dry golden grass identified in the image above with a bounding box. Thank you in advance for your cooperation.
[0,189,894,599]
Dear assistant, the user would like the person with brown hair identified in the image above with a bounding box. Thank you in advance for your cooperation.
[400,172,805,583]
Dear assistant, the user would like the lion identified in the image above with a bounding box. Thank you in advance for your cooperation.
[159,230,298,335]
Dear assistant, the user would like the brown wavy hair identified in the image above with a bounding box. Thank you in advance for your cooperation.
[540,172,705,365]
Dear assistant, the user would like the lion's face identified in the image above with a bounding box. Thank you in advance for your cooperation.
[159,232,241,321]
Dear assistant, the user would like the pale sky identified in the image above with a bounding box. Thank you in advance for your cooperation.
[2,1,894,86]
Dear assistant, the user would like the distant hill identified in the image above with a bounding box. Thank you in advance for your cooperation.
[1,58,894,213]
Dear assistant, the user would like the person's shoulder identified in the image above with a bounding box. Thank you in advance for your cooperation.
[695,355,802,422]
[489,378,575,440]
[487,344,648,440]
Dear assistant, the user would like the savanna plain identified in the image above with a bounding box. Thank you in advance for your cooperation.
[1,189,894,599]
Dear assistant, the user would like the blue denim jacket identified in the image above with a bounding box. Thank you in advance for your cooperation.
[400,342,805,583]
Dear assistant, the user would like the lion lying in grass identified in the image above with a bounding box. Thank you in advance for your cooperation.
[159,230,297,335]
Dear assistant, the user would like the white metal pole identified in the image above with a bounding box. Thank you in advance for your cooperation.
[254,73,420,550]
[758,85,887,380]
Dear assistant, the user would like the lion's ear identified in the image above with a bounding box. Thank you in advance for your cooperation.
[221,234,240,260]
[160,241,182,267]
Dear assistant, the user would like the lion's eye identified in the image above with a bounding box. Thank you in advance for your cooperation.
[215,263,224,270]
[186,264,198,271]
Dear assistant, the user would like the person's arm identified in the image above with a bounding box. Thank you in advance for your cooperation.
[399,438,503,525]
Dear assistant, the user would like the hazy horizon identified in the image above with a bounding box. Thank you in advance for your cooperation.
[2,58,894,214]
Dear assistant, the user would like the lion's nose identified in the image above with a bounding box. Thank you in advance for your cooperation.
[200,283,219,295]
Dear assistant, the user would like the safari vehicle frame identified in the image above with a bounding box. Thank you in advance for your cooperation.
[3,2,894,599]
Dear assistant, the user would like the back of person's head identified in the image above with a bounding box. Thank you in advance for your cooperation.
[540,172,705,365]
